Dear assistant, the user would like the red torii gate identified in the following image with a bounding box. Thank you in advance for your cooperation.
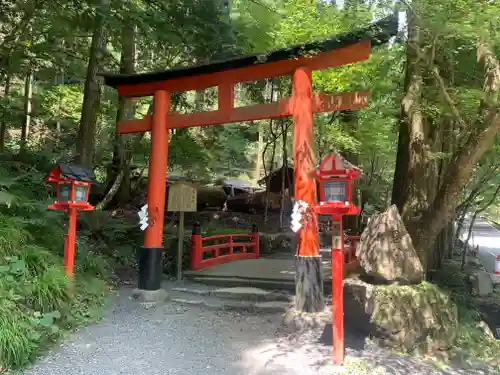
[101,15,397,313]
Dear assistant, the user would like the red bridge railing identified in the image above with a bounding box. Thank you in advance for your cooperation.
[190,224,259,271]
[344,235,360,273]
[190,226,360,273]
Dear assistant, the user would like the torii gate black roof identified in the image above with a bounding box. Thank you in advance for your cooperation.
[101,14,398,89]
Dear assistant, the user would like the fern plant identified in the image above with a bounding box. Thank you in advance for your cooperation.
[0,161,108,371]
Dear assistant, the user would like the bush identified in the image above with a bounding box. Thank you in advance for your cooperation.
[0,212,109,370]
[0,160,109,371]
[78,210,141,269]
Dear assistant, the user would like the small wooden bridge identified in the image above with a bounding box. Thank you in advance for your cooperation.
[185,225,361,292]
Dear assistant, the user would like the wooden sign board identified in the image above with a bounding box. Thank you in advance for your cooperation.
[167,182,197,212]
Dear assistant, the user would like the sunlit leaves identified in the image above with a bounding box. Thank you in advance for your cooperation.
[168,130,210,178]
[37,85,84,123]
[229,0,281,53]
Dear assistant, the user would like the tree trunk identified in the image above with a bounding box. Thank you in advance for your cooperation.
[263,81,277,223]
[0,0,43,73]
[263,125,276,223]
[20,70,33,155]
[75,0,108,167]
[53,40,65,149]
[96,170,124,210]
[436,118,455,262]
[391,121,410,212]
[104,22,136,208]
[254,122,264,182]
[392,6,445,277]
[279,120,289,229]
[0,73,11,152]
[195,88,205,111]
[391,9,425,216]
[411,40,500,261]
[460,213,477,270]
[400,22,429,224]
[427,117,447,273]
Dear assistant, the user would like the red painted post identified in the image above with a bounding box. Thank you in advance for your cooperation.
[190,223,202,271]
[138,89,170,291]
[65,207,77,278]
[292,66,323,313]
[331,217,344,365]
[292,67,318,258]
[251,224,259,257]
[144,90,170,248]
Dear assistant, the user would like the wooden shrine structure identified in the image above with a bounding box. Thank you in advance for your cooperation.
[101,14,397,363]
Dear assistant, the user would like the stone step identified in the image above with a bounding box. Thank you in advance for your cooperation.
[186,275,333,294]
[170,296,290,314]
[168,284,292,314]
[188,276,296,292]
[171,285,291,302]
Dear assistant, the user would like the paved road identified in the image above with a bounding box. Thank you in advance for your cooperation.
[23,284,496,375]
[458,217,500,274]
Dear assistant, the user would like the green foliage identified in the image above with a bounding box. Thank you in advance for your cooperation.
[0,160,109,371]
[37,85,84,124]
[0,0,403,202]
[0,0,499,372]
[453,302,500,369]
[168,130,210,178]
[432,260,500,369]
[203,125,255,178]
[77,210,140,270]
[0,220,107,370]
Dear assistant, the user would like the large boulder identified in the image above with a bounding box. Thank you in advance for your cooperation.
[356,205,424,284]
[344,278,458,354]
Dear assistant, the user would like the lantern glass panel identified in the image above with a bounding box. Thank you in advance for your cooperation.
[58,183,71,202]
[323,180,347,202]
[75,185,88,202]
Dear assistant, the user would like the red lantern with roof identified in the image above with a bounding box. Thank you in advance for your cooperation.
[45,163,97,280]
[309,153,361,366]
[311,153,361,219]
[45,163,96,212]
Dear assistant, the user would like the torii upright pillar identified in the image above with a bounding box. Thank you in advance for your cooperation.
[100,15,398,308]
[292,67,323,312]
[138,90,170,291]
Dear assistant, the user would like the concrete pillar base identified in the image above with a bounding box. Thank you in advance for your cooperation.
[131,288,170,303]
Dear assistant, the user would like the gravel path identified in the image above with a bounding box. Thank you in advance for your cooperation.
[23,285,497,375]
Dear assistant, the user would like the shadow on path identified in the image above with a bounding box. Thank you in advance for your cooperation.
[22,284,498,375]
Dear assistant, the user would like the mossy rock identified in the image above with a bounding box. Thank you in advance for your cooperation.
[344,278,458,355]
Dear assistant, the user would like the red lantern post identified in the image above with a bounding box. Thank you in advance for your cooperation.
[310,154,361,366]
[45,164,97,280]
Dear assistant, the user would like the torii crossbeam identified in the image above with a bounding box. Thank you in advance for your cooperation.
[101,14,397,365]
